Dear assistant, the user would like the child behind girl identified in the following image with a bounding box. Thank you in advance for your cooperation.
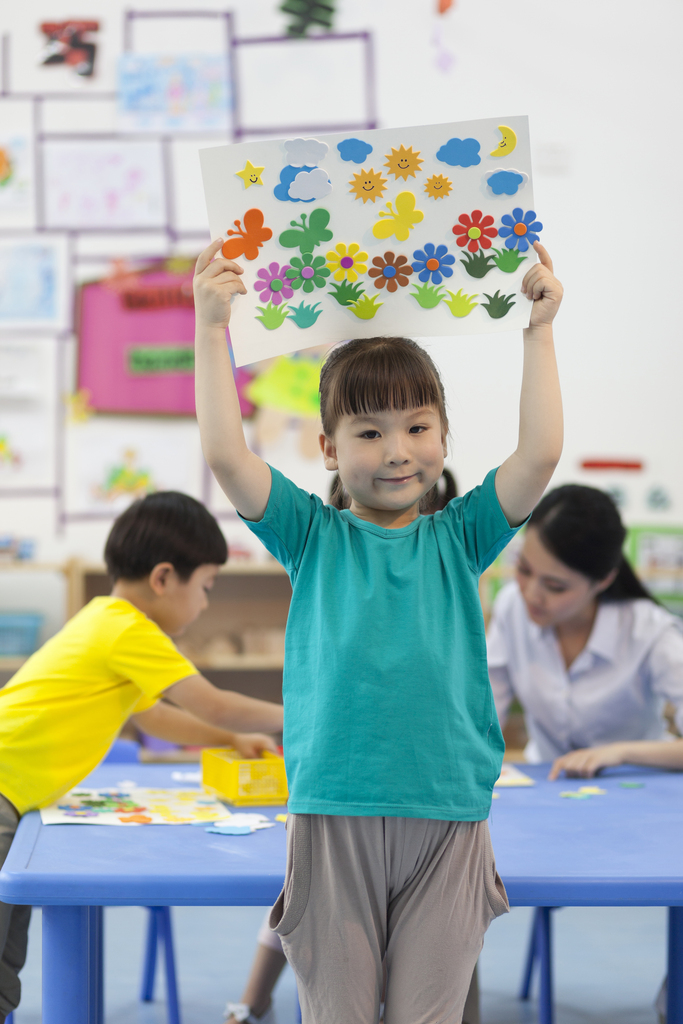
[193,238,563,1024]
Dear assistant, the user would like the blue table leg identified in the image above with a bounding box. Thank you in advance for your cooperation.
[158,907,181,1024]
[141,907,159,1001]
[519,907,541,1000]
[537,907,554,1024]
[42,905,103,1024]
[668,906,683,1024]
[6,1013,13,1023]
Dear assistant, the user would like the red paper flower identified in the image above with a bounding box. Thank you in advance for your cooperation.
[368,251,413,292]
[452,210,498,253]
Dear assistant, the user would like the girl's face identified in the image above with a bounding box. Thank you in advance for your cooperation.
[320,405,447,517]
[515,527,614,629]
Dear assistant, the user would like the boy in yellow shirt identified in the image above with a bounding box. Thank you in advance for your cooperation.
[0,490,284,1024]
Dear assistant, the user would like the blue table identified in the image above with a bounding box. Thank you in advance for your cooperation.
[0,763,681,1023]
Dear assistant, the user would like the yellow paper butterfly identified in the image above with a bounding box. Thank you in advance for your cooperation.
[372,192,424,242]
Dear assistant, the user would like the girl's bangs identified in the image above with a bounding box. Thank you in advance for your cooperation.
[326,343,443,424]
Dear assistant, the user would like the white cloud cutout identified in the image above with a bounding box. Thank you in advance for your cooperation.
[287,167,333,201]
[285,137,329,167]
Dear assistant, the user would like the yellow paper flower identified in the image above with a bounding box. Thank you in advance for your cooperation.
[326,242,368,282]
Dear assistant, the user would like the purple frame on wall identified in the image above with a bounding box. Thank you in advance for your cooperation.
[0,9,377,531]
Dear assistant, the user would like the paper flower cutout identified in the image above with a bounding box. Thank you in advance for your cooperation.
[411,243,455,285]
[285,137,329,166]
[235,160,264,189]
[348,167,387,204]
[452,210,498,253]
[424,173,452,200]
[384,145,423,181]
[326,242,368,282]
[254,262,294,305]
[486,169,527,196]
[436,137,481,167]
[337,138,373,163]
[274,164,331,202]
[285,253,330,292]
[498,208,543,251]
[368,251,413,292]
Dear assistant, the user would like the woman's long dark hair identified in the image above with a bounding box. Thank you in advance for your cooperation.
[529,484,654,603]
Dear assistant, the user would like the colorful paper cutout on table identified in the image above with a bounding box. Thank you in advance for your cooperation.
[368,252,413,292]
[199,116,536,365]
[40,787,227,825]
[337,138,373,163]
[384,145,423,181]
[490,125,517,158]
[498,208,543,251]
[372,192,424,241]
[222,209,273,260]
[424,173,452,200]
[236,160,265,189]
[437,137,481,167]
[279,209,333,253]
[486,169,528,197]
[495,764,534,787]
[348,167,387,204]
[452,210,498,252]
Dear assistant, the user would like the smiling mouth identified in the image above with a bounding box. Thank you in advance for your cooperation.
[379,474,416,485]
[363,185,374,190]
[399,161,409,168]
[432,184,442,189]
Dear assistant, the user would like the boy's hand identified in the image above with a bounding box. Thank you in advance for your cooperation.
[548,743,628,780]
[229,732,279,759]
[193,238,247,330]
[521,243,563,329]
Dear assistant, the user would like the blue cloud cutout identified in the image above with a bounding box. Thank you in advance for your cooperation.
[436,137,481,168]
[487,170,525,196]
[337,138,373,163]
[274,164,316,202]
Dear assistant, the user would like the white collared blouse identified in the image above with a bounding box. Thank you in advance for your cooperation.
[488,582,683,763]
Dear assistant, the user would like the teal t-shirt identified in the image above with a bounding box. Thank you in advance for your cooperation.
[243,465,521,821]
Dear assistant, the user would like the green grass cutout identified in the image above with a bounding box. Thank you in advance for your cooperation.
[481,290,516,319]
[491,248,528,273]
[255,300,290,330]
[328,280,365,306]
[410,281,445,309]
[288,301,323,328]
[460,250,496,279]
[443,288,478,318]
[348,294,383,320]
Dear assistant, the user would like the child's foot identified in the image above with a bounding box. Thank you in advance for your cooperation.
[223,1001,275,1024]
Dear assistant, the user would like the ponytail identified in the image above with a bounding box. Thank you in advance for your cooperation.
[601,555,657,603]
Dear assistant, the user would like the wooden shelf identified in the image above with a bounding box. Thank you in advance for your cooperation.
[194,653,284,671]
[0,562,64,573]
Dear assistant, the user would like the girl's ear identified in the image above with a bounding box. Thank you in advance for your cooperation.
[594,567,618,596]
[319,433,339,471]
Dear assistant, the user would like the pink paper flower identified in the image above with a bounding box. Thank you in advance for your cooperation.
[254,262,293,305]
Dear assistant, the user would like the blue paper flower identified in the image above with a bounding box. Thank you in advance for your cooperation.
[411,243,455,284]
[337,138,373,163]
[498,208,543,251]
[436,137,481,168]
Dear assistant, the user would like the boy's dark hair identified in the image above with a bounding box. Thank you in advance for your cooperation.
[104,491,228,582]
[319,336,449,438]
[529,484,654,603]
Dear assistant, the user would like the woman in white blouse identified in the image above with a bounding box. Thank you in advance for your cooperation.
[488,484,683,769]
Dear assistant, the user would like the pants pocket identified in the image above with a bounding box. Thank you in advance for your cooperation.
[481,824,510,919]
[269,814,312,937]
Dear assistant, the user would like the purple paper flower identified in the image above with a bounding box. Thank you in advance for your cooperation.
[254,262,293,305]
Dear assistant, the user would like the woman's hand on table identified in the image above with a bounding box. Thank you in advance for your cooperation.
[548,743,629,780]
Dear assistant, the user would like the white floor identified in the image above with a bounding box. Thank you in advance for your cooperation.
[12,903,665,1023]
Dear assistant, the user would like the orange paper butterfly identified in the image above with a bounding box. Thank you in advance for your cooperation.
[222,208,273,261]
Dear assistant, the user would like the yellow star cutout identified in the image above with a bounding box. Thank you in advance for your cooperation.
[235,160,265,189]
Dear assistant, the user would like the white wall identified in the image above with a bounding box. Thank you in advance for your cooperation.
[0,0,681,624]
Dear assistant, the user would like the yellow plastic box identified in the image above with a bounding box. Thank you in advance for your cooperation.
[201,747,288,806]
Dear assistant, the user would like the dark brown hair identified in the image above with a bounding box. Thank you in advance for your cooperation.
[105,491,227,582]
[319,336,449,438]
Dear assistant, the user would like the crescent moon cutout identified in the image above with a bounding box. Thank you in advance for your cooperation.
[490,125,517,158]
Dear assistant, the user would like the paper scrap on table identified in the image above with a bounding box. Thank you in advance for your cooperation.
[560,787,606,800]
[40,787,226,825]
[494,764,534,787]
[619,781,645,788]
[172,771,201,782]
[205,812,277,835]
[199,116,538,367]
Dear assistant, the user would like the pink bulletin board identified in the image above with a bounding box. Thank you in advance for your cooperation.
[77,264,197,416]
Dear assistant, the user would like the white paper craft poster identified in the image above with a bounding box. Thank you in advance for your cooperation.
[44,140,165,229]
[117,54,231,133]
[200,116,540,367]
[0,236,69,330]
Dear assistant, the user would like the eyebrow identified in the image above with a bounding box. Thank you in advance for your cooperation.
[349,407,436,424]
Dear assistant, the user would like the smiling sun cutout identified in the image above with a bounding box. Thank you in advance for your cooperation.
[424,173,453,200]
[384,145,423,182]
[349,167,388,204]
[235,160,265,189]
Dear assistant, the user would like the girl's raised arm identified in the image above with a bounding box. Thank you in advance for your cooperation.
[193,239,272,521]
[494,243,564,527]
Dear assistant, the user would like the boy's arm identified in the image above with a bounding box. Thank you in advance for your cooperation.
[131,700,279,756]
[548,739,683,779]
[193,239,272,521]
[494,244,564,527]
[163,673,283,735]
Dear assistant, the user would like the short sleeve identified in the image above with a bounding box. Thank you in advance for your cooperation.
[440,468,524,575]
[109,619,197,700]
[239,465,323,575]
